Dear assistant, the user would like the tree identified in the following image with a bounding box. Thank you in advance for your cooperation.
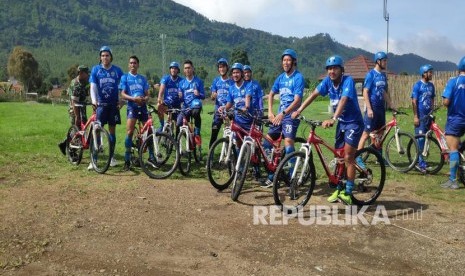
[231,48,249,65]
[196,66,208,82]
[7,47,41,95]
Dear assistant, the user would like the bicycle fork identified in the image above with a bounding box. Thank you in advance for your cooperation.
[394,127,405,154]
[234,136,255,172]
[295,144,312,185]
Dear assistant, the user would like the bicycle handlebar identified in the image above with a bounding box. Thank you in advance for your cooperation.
[298,115,322,127]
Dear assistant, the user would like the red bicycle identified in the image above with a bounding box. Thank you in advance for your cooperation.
[65,103,112,173]
[273,116,386,212]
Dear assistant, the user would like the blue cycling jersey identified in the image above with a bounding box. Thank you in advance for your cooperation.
[245,79,264,112]
[179,76,205,108]
[119,73,149,109]
[160,74,183,107]
[89,64,124,105]
[411,80,435,117]
[363,69,388,109]
[227,81,253,126]
[271,70,304,113]
[211,76,233,108]
[442,75,465,121]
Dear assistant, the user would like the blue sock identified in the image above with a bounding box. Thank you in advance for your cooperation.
[160,120,164,128]
[417,137,425,162]
[194,127,200,136]
[345,180,354,195]
[109,133,116,157]
[449,151,459,181]
[124,136,132,162]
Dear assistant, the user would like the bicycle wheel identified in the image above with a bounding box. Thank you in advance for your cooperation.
[408,134,444,174]
[352,147,386,205]
[177,130,191,175]
[231,144,251,201]
[66,125,83,165]
[384,131,418,172]
[458,158,465,187]
[140,132,179,179]
[272,151,316,213]
[131,127,141,167]
[207,137,237,190]
[89,126,112,174]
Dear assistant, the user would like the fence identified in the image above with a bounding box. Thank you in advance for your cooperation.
[389,71,456,108]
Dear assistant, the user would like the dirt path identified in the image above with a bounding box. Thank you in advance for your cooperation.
[1,172,465,275]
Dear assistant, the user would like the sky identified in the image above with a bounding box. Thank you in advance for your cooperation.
[171,0,465,63]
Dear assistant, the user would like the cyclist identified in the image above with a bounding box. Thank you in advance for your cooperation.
[119,56,150,171]
[58,65,90,155]
[262,49,304,187]
[177,59,205,145]
[209,58,234,149]
[157,61,183,134]
[411,64,435,173]
[293,55,364,205]
[89,46,124,169]
[441,56,465,189]
[356,51,394,168]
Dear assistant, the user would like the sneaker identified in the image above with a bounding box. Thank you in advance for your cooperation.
[338,190,353,205]
[123,161,131,171]
[418,160,427,173]
[259,179,273,188]
[327,189,340,203]
[449,182,460,189]
[87,163,93,171]
[441,179,456,188]
[110,157,118,167]
[356,156,366,170]
[58,141,66,156]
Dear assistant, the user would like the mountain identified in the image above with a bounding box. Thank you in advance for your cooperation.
[0,0,456,86]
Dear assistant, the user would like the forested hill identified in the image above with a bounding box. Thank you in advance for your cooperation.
[0,0,456,85]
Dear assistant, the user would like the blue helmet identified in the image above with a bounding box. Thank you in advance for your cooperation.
[190,98,202,109]
[169,61,180,70]
[374,51,387,62]
[325,55,344,69]
[243,65,252,72]
[99,46,112,58]
[419,64,433,75]
[217,58,228,67]
[282,49,297,60]
[231,62,243,71]
[458,56,465,71]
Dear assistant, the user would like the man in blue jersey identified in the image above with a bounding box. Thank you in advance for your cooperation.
[261,49,304,188]
[89,46,124,170]
[356,51,393,168]
[119,56,150,171]
[209,58,233,148]
[293,55,364,205]
[243,65,264,118]
[177,60,205,145]
[157,61,183,134]
[411,64,435,173]
[441,56,465,189]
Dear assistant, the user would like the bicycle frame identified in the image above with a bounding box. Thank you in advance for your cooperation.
[69,105,99,151]
[369,112,404,154]
[422,114,449,159]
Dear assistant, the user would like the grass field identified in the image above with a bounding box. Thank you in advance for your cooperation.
[0,100,463,203]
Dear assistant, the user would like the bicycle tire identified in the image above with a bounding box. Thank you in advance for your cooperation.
[207,137,237,191]
[231,144,251,201]
[65,125,83,165]
[177,130,192,176]
[384,131,418,172]
[459,157,465,187]
[352,147,386,205]
[139,132,179,179]
[407,134,444,174]
[272,151,316,213]
[89,126,112,174]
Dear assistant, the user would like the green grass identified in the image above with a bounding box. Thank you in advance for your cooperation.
[0,101,463,203]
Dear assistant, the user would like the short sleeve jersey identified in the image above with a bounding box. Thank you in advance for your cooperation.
[442,75,465,121]
[410,80,435,117]
[179,76,205,107]
[211,76,234,108]
[317,75,363,124]
[271,70,304,113]
[227,82,253,125]
[119,73,149,109]
[245,79,264,112]
[160,74,183,108]
[89,64,124,105]
[363,69,388,109]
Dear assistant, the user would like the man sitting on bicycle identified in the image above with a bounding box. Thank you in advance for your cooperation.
[356,51,394,168]
[119,55,150,171]
[262,49,304,188]
[293,55,364,205]
[157,61,183,135]
[58,65,90,155]
[411,64,435,173]
[441,56,465,189]
[177,60,205,144]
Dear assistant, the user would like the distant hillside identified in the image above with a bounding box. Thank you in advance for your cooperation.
[0,0,456,85]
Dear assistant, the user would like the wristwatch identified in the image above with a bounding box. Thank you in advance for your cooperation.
[282,110,286,115]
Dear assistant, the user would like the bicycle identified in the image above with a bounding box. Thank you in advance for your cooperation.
[132,104,179,179]
[65,103,112,174]
[273,116,386,212]
[177,107,202,175]
[362,110,419,173]
[230,110,306,201]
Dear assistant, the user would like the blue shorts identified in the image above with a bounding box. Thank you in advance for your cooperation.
[176,108,201,126]
[363,109,385,132]
[267,115,300,140]
[445,119,465,137]
[127,106,149,122]
[335,122,363,148]
[97,104,121,126]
